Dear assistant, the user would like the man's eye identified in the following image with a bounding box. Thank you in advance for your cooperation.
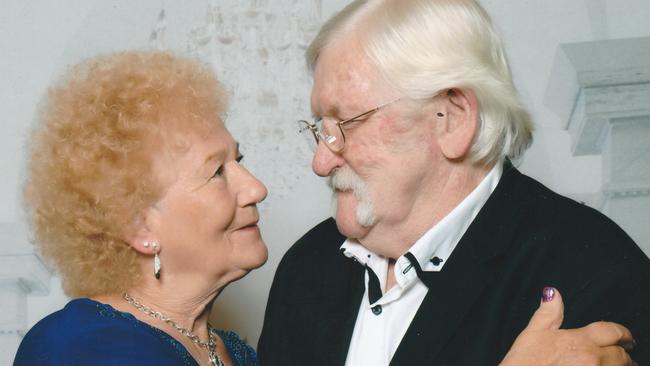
[210,165,225,179]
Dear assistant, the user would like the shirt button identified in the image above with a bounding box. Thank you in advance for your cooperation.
[371,305,382,315]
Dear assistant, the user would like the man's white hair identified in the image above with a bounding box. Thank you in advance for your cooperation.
[307,0,533,164]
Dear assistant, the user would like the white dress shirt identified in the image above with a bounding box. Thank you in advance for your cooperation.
[342,161,504,366]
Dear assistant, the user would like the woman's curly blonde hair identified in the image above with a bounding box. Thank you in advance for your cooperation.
[24,50,227,297]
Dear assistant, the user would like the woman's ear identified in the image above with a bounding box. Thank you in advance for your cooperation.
[435,88,479,160]
[123,208,160,256]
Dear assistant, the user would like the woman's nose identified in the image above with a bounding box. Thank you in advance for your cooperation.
[236,166,268,206]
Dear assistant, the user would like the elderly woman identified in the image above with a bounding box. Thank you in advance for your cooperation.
[15,51,263,365]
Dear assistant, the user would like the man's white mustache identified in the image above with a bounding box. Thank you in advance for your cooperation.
[328,167,364,198]
[327,167,376,227]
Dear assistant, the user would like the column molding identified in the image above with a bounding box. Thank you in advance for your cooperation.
[545,37,650,156]
[544,37,650,256]
[0,223,52,335]
[0,254,50,295]
[0,222,52,364]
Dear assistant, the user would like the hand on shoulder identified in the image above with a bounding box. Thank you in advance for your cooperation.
[500,288,637,366]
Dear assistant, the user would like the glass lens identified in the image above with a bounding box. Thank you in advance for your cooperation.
[321,118,344,152]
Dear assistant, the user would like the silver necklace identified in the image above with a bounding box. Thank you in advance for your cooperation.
[123,293,225,366]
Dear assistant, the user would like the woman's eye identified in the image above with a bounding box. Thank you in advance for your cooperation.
[210,165,225,179]
[210,155,243,180]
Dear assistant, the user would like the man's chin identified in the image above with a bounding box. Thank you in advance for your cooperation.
[333,191,375,236]
[334,210,371,239]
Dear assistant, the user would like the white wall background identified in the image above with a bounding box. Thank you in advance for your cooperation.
[1,0,649,362]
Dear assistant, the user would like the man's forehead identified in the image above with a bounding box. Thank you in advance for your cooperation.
[312,73,373,109]
[310,49,379,115]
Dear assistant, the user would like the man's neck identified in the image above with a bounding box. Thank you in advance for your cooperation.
[359,162,493,261]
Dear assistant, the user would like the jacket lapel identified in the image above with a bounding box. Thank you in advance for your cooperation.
[390,165,528,365]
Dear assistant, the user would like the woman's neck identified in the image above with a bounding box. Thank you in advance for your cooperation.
[126,286,218,333]
[94,275,223,340]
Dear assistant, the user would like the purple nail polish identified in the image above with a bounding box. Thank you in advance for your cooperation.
[542,287,555,302]
[623,339,637,351]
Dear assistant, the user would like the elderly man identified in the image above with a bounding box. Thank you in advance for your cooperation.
[259,0,650,365]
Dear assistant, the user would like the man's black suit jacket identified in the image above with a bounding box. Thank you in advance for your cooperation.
[258,166,650,365]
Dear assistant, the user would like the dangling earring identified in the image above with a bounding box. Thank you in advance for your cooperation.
[146,241,161,280]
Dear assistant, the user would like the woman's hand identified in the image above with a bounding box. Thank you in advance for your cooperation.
[500,288,637,366]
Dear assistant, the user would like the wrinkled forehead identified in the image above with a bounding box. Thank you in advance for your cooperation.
[149,115,232,188]
[310,35,393,116]
[156,110,228,156]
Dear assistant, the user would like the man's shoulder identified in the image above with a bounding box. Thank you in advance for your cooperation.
[502,169,648,266]
[273,217,352,283]
[510,170,626,234]
[283,217,346,261]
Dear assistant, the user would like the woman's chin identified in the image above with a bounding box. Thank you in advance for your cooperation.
[240,241,269,271]
[248,251,268,271]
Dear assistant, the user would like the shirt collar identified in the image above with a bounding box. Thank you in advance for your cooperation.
[340,239,373,265]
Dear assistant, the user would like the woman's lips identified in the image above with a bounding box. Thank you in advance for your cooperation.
[236,221,259,231]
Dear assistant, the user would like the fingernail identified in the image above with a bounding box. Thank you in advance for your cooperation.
[623,338,637,351]
[542,287,555,302]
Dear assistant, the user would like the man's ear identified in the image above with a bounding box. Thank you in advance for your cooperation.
[123,207,160,256]
[435,88,479,160]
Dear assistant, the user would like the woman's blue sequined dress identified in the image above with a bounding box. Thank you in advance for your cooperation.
[14,298,258,366]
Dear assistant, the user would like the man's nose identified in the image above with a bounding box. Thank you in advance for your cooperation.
[312,141,344,177]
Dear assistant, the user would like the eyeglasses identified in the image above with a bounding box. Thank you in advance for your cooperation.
[297,99,401,153]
